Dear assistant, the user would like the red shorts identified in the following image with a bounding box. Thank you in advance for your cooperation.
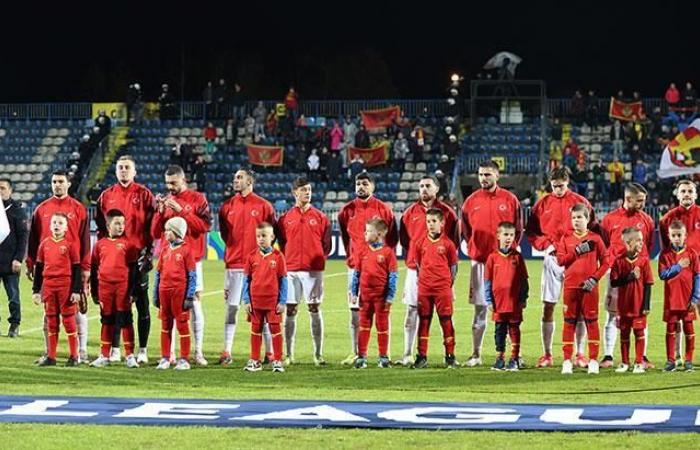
[42,278,76,316]
[563,288,599,320]
[360,296,390,315]
[98,280,131,316]
[493,310,522,323]
[248,308,282,326]
[158,286,189,322]
[417,290,453,317]
[617,315,647,330]
[663,309,697,323]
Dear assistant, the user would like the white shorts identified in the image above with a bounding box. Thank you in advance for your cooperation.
[604,270,618,313]
[469,261,486,306]
[195,261,204,293]
[541,253,565,304]
[402,268,418,307]
[224,269,245,306]
[347,268,359,309]
[287,271,324,305]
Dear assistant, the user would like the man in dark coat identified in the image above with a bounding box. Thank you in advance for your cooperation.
[0,179,28,337]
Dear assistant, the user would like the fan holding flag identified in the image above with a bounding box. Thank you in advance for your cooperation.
[658,119,700,178]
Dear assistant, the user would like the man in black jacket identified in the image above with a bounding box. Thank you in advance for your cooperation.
[0,179,28,337]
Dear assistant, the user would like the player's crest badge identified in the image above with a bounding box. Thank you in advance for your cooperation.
[252,210,260,217]
[309,218,317,226]
[59,246,67,254]
[636,222,642,229]
[437,246,446,255]
[185,205,192,212]
[270,260,277,269]
[67,212,75,220]
[498,204,507,211]
[695,222,700,230]
[116,243,126,251]
[132,196,140,205]
[175,254,183,261]
[377,254,385,263]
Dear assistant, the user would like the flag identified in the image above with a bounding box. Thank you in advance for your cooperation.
[348,144,388,167]
[608,97,643,122]
[247,144,284,167]
[657,119,700,178]
[0,197,9,245]
[360,106,401,129]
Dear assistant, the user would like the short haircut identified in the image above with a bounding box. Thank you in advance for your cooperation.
[52,170,70,179]
[621,227,642,240]
[420,175,439,186]
[0,178,11,188]
[571,203,590,219]
[549,167,570,182]
[366,218,388,234]
[625,182,648,196]
[478,160,500,172]
[669,220,686,231]
[292,176,311,190]
[165,165,185,177]
[426,208,444,221]
[497,221,516,232]
[106,209,125,221]
[256,221,274,232]
[117,155,135,164]
[355,171,375,184]
[238,168,256,182]
[676,179,696,190]
[51,212,69,221]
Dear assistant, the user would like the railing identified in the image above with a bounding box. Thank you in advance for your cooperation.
[0,103,92,120]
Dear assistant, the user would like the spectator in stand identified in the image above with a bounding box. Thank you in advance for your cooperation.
[215,78,228,119]
[326,150,342,190]
[392,132,409,171]
[343,116,358,148]
[203,81,214,118]
[231,83,245,122]
[443,134,459,160]
[330,121,344,152]
[572,162,588,196]
[158,84,176,120]
[126,83,142,124]
[203,122,217,155]
[607,156,625,202]
[307,148,320,181]
[266,108,278,139]
[354,124,370,148]
[563,138,580,170]
[243,114,255,141]
[665,83,680,109]
[252,101,266,138]
[551,117,562,145]
[95,110,112,137]
[683,82,697,109]
[571,91,585,126]
[438,154,455,178]
[170,143,181,166]
[225,118,237,147]
[585,90,599,129]
[614,90,627,101]
[632,91,642,103]
[611,120,624,158]
[296,114,309,143]
[549,141,562,170]
[633,159,647,185]
[284,87,299,122]
[192,155,207,192]
[410,125,425,163]
[591,161,607,203]
[435,169,449,200]
[349,154,365,186]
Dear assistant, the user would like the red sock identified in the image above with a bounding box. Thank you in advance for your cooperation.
[585,319,600,361]
[439,316,455,355]
[62,314,78,359]
[161,317,173,359]
[417,315,432,356]
[619,326,631,365]
[508,323,521,359]
[376,307,390,357]
[666,321,676,362]
[633,328,645,364]
[100,323,114,358]
[269,323,283,361]
[358,309,372,358]
[562,320,575,360]
[684,321,695,362]
[250,322,263,361]
[176,319,190,360]
[122,323,135,356]
[47,315,59,360]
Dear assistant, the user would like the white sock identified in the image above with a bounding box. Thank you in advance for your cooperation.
[350,309,360,354]
[310,311,324,358]
[541,320,554,355]
[604,312,617,357]
[263,323,272,355]
[575,319,587,355]
[76,312,88,352]
[403,306,419,358]
[223,304,238,354]
[285,314,297,359]
[472,305,487,356]
[192,300,205,355]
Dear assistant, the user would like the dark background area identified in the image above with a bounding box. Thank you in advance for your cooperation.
[2,2,698,102]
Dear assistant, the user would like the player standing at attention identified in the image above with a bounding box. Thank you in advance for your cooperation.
[350,219,398,369]
[151,165,211,366]
[276,177,331,366]
[658,221,699,372]
[461,160,522,367]
[526,167,595,369]
[599,183,655,368]
[397,175,459,366]
[412,208,459,369]
[153,217,197,370]
[610,227,653,374]
[485,221,529,371]
[556,204,609,375]
[338,172,398,365]
[242,222,288,373]
[31,213,82,366]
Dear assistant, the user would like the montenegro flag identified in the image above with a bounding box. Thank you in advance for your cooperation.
[247,144,284,167]
[609,97,643,122]
[657,119,700,178]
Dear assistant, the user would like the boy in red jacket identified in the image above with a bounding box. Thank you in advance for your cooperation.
[556,203,609,375]
[485,221,529,371]
[242,222,288,373]
[31,213,82,366]
[350,219,398,369]
[658,220,699,372]
[89,209,140,368]
[610,227,653,374]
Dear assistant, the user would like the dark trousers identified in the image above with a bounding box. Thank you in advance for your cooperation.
[0,273,20,324]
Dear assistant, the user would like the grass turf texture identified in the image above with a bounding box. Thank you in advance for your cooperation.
[0,259,698,448]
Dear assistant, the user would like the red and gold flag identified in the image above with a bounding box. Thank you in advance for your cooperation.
[348,144,388,167]
[247,144,284,167]
[360,106,401,129]
[608,97,643,121]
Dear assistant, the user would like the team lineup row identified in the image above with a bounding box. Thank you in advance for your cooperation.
[19,158,700,373]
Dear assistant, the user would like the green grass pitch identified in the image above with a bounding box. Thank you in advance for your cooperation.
[0,259,698,448]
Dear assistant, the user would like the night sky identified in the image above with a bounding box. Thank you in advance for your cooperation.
[2,2,697,102]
